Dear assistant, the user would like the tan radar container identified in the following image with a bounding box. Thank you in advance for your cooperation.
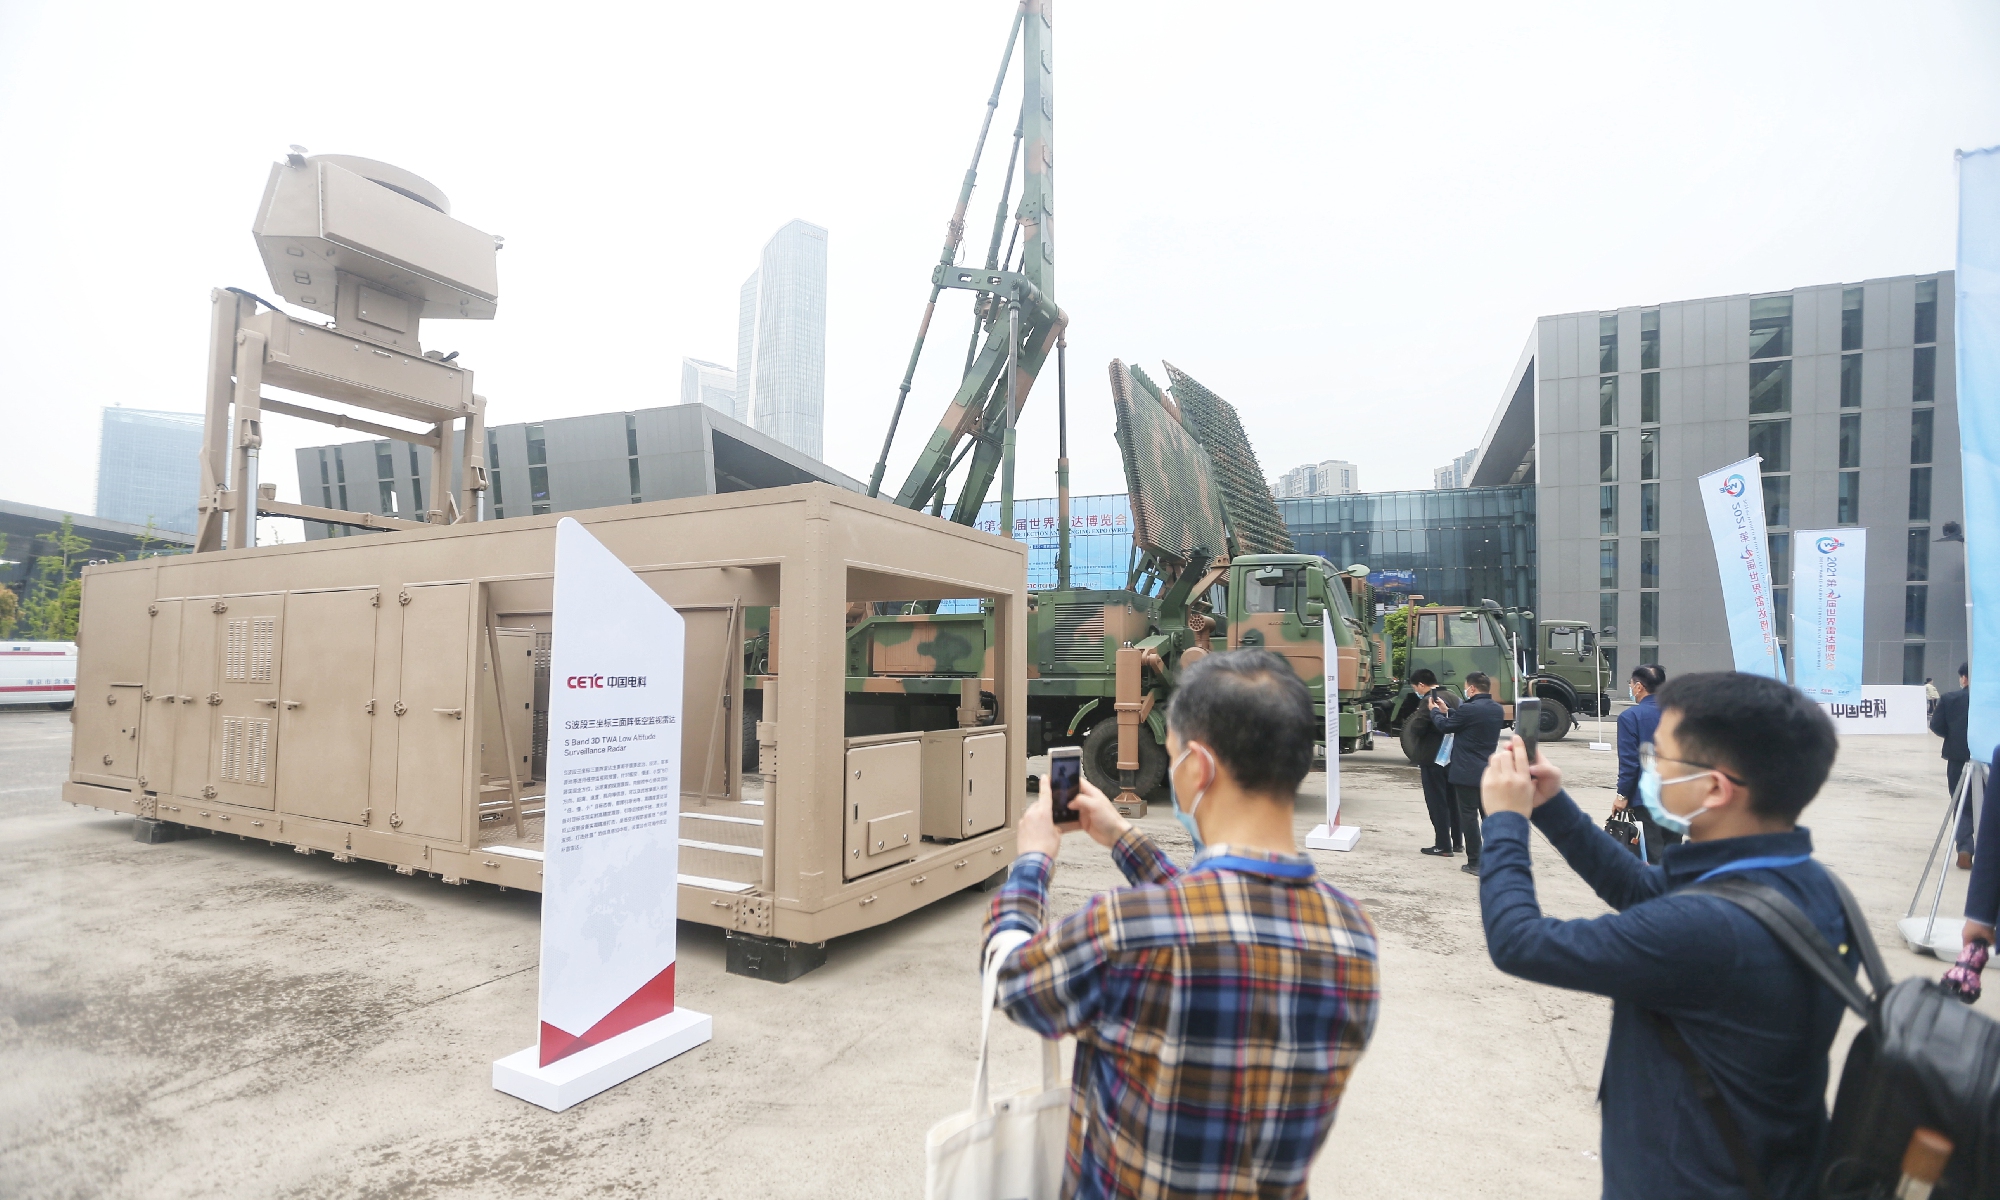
[64,484,1028,958]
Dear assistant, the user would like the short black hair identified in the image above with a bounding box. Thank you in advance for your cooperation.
[1411,668,1438,686]
[1962,663,1971,679]
[1655,672,1837,822]
[1631,664,1666,692]
[1465,671,1492,693]
[1167,649,1315,798]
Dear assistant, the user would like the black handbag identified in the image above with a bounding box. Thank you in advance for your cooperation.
[1604,811,1642,857]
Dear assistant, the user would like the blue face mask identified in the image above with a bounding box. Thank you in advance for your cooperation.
[1169,746,1211,850]
[1638,763,1710,836]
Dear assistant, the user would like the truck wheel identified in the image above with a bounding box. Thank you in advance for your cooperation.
[741,691,762,773]
[1082,719,1167,799]
[1398,720,1427,766]
[1535,695,1573,741]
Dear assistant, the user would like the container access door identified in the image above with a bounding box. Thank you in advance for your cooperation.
[170,600,219,800]
[276,588,380,825]
[212,593,285,810]
[139,600,183,792]
[392,583,472,842]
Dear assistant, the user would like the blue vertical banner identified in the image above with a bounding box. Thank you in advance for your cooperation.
[1959,146,2000,765]
[1791,528,1865,703]
[1696,456,1786,680]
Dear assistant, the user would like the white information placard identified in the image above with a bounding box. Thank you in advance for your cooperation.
[1306,616,1360,852]
[1818,685,1930,736]
[494,518,710,1112]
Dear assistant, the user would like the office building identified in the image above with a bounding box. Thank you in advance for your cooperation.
[736,220,829,459]
[1280,487,1536,611]
[1274,459,1359,498]
[95,408,203,535]
[963,494,1132,592]
[679,358,737,414]
[1432,447,1477,490]
[295,403,859,540]
[1467,273,1963,682]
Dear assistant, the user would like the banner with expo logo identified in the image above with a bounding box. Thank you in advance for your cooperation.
[1791,529,1865,704]
[537,518,685,1066]
[1696,456,1785,681]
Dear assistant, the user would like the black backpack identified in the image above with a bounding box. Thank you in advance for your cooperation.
[1648,871,2000,1199]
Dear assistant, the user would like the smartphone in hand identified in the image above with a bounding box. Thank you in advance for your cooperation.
[1515,697,1541,765]
[1049,746,1082,824]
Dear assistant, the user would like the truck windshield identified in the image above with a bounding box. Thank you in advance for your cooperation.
[1246,568,1304,615]
[1547,628,1579,654]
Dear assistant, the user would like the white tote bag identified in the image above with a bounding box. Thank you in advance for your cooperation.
[924,930,1071,1200]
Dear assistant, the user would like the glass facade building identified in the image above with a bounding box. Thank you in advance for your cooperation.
[735,219,828,459]
[679,357,737,414]
[95,408,203,535]
[1280,487,1536,611]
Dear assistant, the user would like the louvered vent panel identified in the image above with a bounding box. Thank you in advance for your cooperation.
[248,617,276,683]
[220,716,243,782]
[1051,604,1107,665]
[225,620,249,682]
[244,718,271,786]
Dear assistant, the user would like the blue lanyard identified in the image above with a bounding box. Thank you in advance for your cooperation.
[1191,854,1319,880]
[1694,853,1812,883]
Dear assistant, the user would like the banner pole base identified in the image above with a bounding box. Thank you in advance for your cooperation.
[1305,823,1360,852]
[494,1008,713,1112]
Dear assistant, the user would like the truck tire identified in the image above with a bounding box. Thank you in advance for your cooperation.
[1082,719,1167,800]
[1399,720,1427,766]
[741,691,762,773]
[1534,694,1573,741]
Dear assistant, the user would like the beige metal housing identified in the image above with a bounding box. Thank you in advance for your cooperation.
[65,484,1028,946]
[198,152,502,554]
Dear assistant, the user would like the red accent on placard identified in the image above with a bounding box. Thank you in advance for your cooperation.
[538,963,675,1066]
[0,684,75,692]
[0,651,72,656]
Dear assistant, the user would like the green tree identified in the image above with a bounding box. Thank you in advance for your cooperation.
[0,583,18,639]
[21,517,92,641]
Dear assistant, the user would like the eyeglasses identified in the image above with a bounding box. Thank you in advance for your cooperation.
[1638,742,1746,786]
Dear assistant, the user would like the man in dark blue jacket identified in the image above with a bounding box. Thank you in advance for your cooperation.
[1612,664,1675,862]
[1480,671,1851,1200]
[1429,671,1503,875]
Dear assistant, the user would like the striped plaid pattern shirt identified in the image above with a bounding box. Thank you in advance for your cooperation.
[985,830,1380,1200]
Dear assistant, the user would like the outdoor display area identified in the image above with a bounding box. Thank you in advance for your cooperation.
[0,710,1970,1197]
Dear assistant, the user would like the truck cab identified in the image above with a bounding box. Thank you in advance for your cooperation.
[1226,555,1378,749]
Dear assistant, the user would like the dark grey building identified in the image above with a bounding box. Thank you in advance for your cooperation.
[1280,487,1536,612]
[1470,272,1962,684]
[95,408,203,535]
[296,402,860,539]
[0,499,192,593]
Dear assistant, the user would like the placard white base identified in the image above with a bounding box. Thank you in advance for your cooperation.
[1897,915,1965,958]
[493,1007,712,1112]
[1305,823,1361,852]
[1588,743,1615,752]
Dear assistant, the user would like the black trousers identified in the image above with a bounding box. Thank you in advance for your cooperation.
[1952,759,1976,854]
[1454,783,1484,866]
[1420,760,1460,849]
[1630,805,1683,864]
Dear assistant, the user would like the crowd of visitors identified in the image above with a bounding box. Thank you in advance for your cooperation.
[973,647,1981,1200]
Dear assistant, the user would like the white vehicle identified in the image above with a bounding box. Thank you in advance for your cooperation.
[1,641,77,708]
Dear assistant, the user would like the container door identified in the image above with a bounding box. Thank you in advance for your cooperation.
[138,600,182,792]
[171,602,219,799]
[962,730,1006,837]
[843,739,920,880]
[393,584,472,842]
[277,589,379,825]
[212,594,285,810]
[76,683,143,778]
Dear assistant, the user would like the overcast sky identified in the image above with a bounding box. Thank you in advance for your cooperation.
[2,0,1996,535]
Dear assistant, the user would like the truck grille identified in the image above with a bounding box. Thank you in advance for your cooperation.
[1051,605,1106,665]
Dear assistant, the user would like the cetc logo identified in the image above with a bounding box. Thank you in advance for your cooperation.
[1816,536,1844,553]
[1720,474,1746,497]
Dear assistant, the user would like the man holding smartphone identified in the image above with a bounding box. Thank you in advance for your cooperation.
[982,650,1381,1199]
[1429,671,1504,876]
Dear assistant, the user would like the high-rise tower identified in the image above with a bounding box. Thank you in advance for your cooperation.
[735,220,828,459]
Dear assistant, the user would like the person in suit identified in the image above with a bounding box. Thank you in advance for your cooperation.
[1611,664,1675,863]
[1430,671,1503,875]
[1408,670,1462,856]
[1930,663,1973,868]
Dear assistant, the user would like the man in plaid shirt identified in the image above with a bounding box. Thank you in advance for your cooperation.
[985,650,1381,1199]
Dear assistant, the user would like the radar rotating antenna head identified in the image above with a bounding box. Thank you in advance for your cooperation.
[250,148,500,353]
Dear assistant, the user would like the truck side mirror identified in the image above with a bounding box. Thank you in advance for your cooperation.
[1304,599,1326,623]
